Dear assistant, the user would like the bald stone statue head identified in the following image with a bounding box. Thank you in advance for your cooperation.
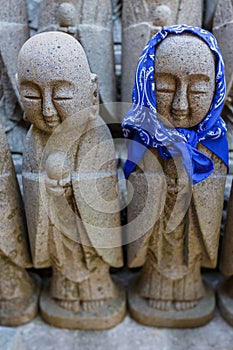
[155,34,215,129]
[58,2,76,27]
[17,31,98,134]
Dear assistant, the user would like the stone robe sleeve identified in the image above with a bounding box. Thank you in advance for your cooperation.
[22,126,50,268]
[127,148,167,268]
[0,126,31,268]
[72,118,123,268]
[192,144,227,269]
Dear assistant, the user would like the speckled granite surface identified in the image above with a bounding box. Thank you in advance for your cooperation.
[1,305,233,350]
[1,272,233,350]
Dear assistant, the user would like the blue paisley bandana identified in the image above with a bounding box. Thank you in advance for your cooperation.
[122,25,228,184]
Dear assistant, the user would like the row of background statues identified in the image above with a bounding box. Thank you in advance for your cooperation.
[1,0,233,331]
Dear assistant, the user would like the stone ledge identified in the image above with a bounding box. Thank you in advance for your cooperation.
[1,272,233,350]
[1,310,233,350]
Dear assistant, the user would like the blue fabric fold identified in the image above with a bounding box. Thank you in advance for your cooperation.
[122,25,228,184]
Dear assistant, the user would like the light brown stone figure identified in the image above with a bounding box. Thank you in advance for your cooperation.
[213,0,233,173]
[216,1,233,319]
[121,0,203,102]
[0,125,38,326]
[218,182,233,326]
[0,0,29,170]
[37,0,117,122]
[127,34,227,328]
[18,31,125,329]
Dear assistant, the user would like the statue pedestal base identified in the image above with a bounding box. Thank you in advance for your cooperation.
[217,277,233,326]
[128,277,215,328]
[40,278,126,330]
[0,275,40,327]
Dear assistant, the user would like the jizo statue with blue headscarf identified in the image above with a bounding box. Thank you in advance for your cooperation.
[123,25,228,328]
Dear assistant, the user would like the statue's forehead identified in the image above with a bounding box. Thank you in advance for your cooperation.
[154,34,215,75]
[19,39,79,62]
[18,33,90,81]
[155,34,212,58]
[18,32,87,66]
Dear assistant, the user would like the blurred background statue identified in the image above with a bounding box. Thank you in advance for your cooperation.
[213,0,233,174]
[0,0,29,172]
[0,125,39,326]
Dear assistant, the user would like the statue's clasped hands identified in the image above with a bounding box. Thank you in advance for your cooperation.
[45,152,72,197]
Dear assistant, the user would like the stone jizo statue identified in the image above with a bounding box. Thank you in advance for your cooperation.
[0,125,39,326]
[18,31,125,329]
[122,25,228,328]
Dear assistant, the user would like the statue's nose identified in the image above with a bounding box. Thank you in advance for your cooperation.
[172,82,189,113]
[43,92,57,117]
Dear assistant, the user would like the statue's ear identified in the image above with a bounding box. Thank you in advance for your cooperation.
[15,72,25,111]
[90,73,99,119]
[90,73,99,105]
[15,73,19,89]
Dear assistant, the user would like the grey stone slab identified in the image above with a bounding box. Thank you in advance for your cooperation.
[9,309,233,350]
[0,328,22,350]
[0,273,231,350]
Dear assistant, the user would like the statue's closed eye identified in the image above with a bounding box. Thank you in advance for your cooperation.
[53,96,73,101]
[20,83,41,100]
[155,73,176,94]
[53,85,75,101]
[189,83,209,95]
[188,75,210,95]
[24,95,41,100]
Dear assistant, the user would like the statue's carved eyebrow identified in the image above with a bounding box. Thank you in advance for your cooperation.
[20,81,40,89]
[155,73,210,81]
[154,72,176,79]
[188,74,211,81]
[20,80,75,87]
[49,80,75,86]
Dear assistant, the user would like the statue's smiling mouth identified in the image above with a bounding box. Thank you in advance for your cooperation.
[44,116,61,127]
[172,109,189,120]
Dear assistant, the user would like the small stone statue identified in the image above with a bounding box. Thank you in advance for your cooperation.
[218,182,233,326]
[0,0,29,171]
[217,1,233,317]
[122,25,228,328]
[121,0,203,102]
[212,0,233,173]
[0,125,39,326]
[38,0,117,122]
[38,2,77,36]
[18,31,125,329]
